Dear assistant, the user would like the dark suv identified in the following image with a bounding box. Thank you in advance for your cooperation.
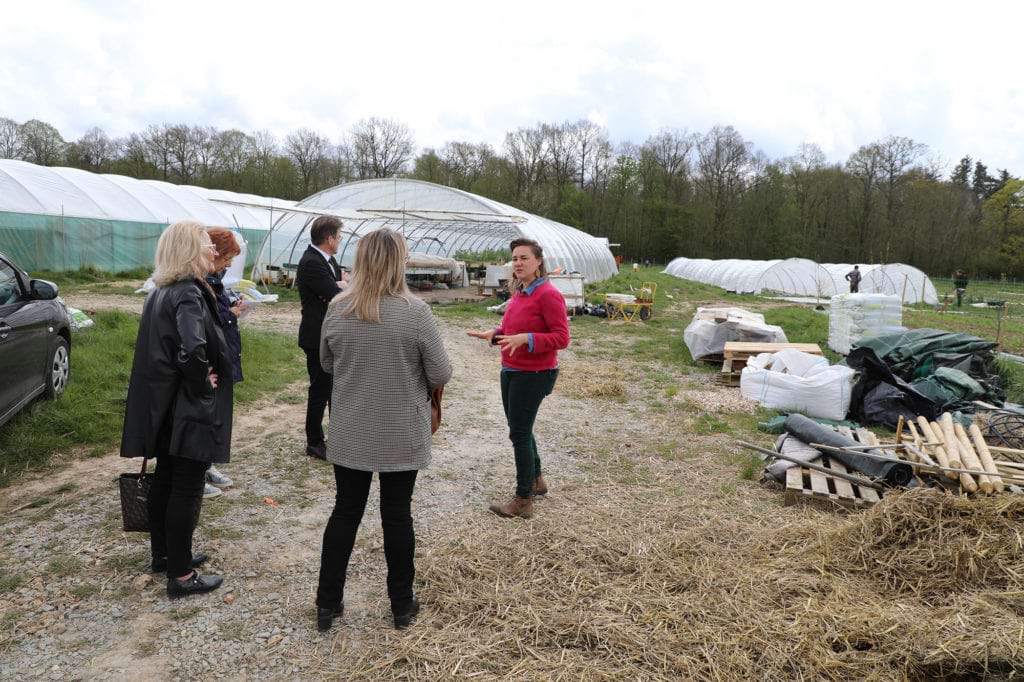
[0,252,71,428]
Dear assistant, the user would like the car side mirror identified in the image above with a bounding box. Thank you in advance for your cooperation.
[30,279,59,300]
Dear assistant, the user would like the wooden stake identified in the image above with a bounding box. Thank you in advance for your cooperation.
[939,414,965,482]
[921,418,955,479]
[969,423,1005,493]
[954,422,990,494]
[895,415,905,444]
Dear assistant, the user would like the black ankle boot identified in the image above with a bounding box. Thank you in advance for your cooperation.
[393,596,420,630]
[316,604,344,632]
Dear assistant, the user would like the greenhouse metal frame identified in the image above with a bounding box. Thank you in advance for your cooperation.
[0,162,617,283]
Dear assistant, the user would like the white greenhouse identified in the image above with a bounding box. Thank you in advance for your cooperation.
[256,179,618,284]
[663,257,938,304]
[0,159,294,271]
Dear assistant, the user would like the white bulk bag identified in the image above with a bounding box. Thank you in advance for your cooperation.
[740,350,855,421]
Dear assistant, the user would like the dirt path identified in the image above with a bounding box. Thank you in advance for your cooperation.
[0,312,606,680]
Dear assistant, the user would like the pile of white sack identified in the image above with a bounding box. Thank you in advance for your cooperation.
[740,349,856,421]
[827,293,903,355]
[683,307,787,361]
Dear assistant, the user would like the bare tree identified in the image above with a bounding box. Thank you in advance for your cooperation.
[72,127,117,171]
[20,119,66,165]
[349,117,415,179]
[0,117,23,159]
[645,128,695,200]
[439,141,492,190]
[117,133,152,179]
[165,124,200,183]
[191,125,218,180]
[214,129,253,182]
[143,124,173,180]
[284,128,331,195]
[568,119,608,189]
[504,125,548,208]
[248,129,278,192]
[695,126,755,249]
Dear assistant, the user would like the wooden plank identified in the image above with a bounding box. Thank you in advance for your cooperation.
[723,342,823,357]
[808,468,831,498]
[836,426,855,440]
[859,485,881,503]
[784,466,802,506]
[826,457,857,500]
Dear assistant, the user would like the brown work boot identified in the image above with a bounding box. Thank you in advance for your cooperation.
[489,496,534,519]
[532,475,548,496]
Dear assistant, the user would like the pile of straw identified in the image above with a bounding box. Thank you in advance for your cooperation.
[558,364,626,398]
[332,487,1024,680]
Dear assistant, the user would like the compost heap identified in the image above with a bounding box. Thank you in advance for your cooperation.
[845,328,1004,427]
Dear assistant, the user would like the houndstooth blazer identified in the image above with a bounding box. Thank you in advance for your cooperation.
[320,295,453,472]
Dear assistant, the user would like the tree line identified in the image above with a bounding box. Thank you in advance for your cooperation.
[2,115,1022,277]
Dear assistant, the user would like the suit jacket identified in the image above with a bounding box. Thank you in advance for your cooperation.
[297,245,342,351]
[320,296,453,472]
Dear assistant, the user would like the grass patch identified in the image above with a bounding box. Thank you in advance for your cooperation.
[70,583,100,599]
[0,311,305,487]
[46,556,82,577]
[0,570,24,593]
[32,266,152,290]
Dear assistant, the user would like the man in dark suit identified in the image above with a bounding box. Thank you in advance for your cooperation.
[297,216,346,459]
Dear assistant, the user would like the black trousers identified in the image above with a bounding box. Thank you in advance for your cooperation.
[500,369,558,498]
[148,455,207,577]
[316,465,418,613]
[304,348,333,446]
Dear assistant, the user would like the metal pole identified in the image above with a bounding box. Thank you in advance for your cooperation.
[735,441,886,490]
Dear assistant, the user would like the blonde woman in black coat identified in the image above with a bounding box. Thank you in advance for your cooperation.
[121,220,234,599]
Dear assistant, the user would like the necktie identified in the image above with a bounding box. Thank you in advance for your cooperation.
[328,256,340,280]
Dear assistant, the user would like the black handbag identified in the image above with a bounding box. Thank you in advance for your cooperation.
[119,458,152,532]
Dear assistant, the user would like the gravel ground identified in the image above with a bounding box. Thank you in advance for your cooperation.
[2,303,676,680]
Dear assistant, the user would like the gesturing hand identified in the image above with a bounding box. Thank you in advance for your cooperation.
[208,367,220,389]
[495,333,529,356]
[467,329,497,344]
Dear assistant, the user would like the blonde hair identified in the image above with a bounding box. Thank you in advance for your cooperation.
[153,220,210,287]
[333,229,411,322]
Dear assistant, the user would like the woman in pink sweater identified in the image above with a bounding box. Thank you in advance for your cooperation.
[468,238,570,519]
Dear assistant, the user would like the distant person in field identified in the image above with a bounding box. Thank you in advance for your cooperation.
[296,216,349,461]
[468,238,570,520]
[120,221,233,599]
[953,269,969,307]
[314,229,452,632]
[845,265,861,293]
[203,228,245,497]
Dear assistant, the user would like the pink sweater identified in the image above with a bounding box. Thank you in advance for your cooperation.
[496,280,570,371]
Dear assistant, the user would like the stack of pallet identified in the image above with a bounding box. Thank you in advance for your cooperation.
[717,341,824,386]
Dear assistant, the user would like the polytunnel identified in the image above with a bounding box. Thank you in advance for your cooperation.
[0,159,294,271]
[256,178,618,284]
[664,257,937,303]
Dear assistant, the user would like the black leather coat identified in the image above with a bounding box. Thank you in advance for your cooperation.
[120,279,234,464]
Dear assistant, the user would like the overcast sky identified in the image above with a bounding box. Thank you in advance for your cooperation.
[2,0,1021,174]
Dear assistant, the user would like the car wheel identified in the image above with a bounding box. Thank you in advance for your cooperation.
[44,337,70,400]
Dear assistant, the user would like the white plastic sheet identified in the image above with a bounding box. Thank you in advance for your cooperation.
[683,307,787,360]
[827,293,903,355]
[740,350,855,421]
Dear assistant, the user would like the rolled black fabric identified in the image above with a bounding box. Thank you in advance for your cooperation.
[783,413,914,487]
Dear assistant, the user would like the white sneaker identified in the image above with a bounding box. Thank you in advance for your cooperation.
[206,467,233,488]
[203,483,223,499]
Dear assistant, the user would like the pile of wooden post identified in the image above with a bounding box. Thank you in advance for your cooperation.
[717,342,824,386]
[900,413,1024,494]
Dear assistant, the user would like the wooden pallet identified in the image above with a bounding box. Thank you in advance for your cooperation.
[784,455,882,510]
[783,425,882,510]
[723,342,824,357]
[716,358,743,386]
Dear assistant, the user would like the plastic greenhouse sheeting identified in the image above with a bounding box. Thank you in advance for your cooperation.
[0,159,294,271]
[663,257,938,304]
[258,179,618,284]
